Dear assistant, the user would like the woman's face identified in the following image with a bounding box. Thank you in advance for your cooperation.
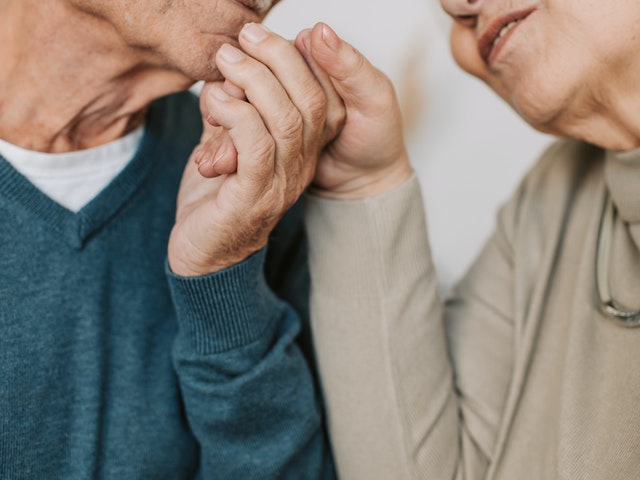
[440,0,640,137]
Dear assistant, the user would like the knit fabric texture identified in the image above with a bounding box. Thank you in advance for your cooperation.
[0,91,333,479]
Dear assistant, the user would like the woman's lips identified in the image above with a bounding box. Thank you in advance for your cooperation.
[478,8,534,66]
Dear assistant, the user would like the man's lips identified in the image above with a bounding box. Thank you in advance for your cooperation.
[478,8,534,65]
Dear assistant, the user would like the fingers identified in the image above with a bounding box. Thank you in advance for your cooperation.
[193,129,238,178]
[236,22,327,139]
[201,23,335,203]
[294,23,413,199]
[197,24,343,203]
[203,84,276,194]
[197,81,244,178]
[307,23,395,113]
[216,42,304,160]
[225,23,328,183]
[295,28,346,145]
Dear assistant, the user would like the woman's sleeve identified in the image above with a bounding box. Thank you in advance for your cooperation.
[304,174,517,479]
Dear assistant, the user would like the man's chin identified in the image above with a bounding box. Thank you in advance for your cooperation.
[180,64,225,86]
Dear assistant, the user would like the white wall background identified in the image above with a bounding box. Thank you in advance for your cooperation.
[265,0,552,293]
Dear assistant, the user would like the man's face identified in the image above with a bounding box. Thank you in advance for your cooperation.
[69,0,279,82]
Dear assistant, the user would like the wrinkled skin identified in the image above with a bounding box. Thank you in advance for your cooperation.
[440,0,640,150]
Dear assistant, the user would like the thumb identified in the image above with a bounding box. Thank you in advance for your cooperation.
[309,23,394,112]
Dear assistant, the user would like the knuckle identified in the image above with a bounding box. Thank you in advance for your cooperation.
[372,74,397,108]
[253,134,276,160]
[300,86,328,124]
[275,109,304,141]
[251,188,287,225]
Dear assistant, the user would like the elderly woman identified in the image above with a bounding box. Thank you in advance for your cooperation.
[295,0,640,478]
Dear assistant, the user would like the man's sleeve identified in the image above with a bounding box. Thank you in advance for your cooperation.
[167,249,335,479]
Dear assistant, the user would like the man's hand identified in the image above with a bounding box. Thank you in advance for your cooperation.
[300,23,413,200]
[168,23,344,277]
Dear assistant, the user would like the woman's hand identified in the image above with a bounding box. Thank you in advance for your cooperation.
[168,23,344,277]
[300,23,413,200]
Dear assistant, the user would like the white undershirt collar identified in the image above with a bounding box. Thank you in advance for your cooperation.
[0,126,144,213]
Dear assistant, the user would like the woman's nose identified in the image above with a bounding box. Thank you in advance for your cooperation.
[440,0,483,22]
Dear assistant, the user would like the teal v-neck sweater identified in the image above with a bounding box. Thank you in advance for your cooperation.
[0,92,333,479]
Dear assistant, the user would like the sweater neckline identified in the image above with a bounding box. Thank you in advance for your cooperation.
[0,101,167,249]
[605,147,640,224]
[0,126,144,213]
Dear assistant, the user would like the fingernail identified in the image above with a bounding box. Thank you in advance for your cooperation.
[300,29,312,53]
[241,22,270,43]
[218,44,245,64]
[212,147,226,168]
[321,24,341,52]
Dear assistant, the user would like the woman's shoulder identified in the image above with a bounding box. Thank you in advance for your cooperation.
[492,138,606,263]
[502,138,605,222]
[519,138,605,201]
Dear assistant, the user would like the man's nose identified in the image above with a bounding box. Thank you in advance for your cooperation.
[440,0,483,21]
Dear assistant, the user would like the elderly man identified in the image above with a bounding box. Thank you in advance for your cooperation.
[0,1,342,478]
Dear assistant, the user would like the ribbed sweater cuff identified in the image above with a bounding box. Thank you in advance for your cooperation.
[166,249,281,354]
[303,175,432,298]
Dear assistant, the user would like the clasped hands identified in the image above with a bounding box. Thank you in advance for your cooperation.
[168,22,412,277]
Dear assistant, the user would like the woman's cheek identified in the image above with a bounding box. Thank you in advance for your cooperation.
[450,23,489,81]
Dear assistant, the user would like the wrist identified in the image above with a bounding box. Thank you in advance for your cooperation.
[310,156,413,200]
[168,239,266,277]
